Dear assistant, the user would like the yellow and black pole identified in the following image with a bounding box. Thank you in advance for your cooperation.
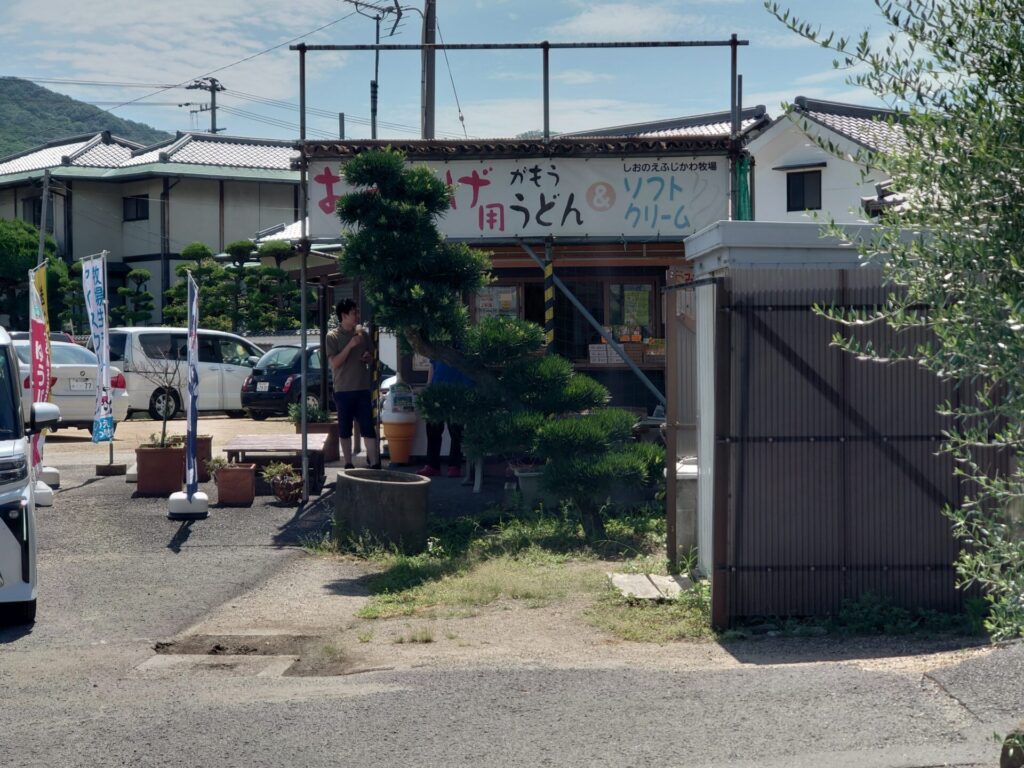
[543,239,555,353]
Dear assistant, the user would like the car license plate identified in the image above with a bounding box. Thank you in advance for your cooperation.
[256,382,270,392]
[69,377,92,391]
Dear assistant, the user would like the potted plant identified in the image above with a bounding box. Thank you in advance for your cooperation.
[135,432,185,496]
[206,456,256,506]
[261,461,303,504]
[288,402,339,463]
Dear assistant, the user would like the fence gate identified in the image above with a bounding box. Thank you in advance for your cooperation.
[699,270,999,627]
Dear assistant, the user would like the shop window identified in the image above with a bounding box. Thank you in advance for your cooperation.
[554,281,604,361]
[786,170,822,212]
[123,194,150,222]
[609,283,653,341]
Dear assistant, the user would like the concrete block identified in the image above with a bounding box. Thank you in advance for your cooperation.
[167,491,209,520]
[38,466,60,488]
[34,480,54,507]
[608,573,693,600]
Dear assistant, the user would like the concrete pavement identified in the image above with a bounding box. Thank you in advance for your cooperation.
[3,414,1021,767]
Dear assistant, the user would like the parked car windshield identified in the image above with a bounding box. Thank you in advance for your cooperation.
[13,341,98,366]
[257,347,301,370]
[0,351,21,439]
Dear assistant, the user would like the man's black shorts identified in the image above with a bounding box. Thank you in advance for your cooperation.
[334,390,376,439]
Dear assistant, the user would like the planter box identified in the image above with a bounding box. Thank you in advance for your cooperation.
[296,422,339,463]
[335,468,429,553]
[135,445,184,496]
[215,463,256,506]
[513,467,559,509]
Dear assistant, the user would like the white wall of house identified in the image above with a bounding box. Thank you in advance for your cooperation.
[72,181,131,261]
[169,177,220,255]
[748,119,887,224]
[224,181,294,249]
[0,187,15,220]
[0,182,70,256]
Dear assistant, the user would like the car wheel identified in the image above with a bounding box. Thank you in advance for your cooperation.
[5,599,36,625]
[300,392,321,412]
[248,410,268,421]
[148,388,180,421]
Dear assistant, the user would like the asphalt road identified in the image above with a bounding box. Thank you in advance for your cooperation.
[0,416,1021,767]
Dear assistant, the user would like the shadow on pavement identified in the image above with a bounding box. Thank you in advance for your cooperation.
[719,635,990,665]
[167,520,195,553]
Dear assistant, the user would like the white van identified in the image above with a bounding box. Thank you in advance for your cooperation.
[106,327,264,420]
[0,327,60,625]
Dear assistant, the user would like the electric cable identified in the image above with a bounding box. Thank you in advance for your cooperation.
[434,15,469,138]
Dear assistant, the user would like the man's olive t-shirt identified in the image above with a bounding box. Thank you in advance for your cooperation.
[325,327,372,392]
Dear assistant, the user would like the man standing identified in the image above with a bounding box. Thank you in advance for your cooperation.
[325,299,380,469]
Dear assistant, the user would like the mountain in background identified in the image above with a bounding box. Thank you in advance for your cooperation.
[0,78,173,159]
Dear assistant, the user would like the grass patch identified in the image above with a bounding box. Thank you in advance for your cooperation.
[336,503,669,622]
[586,580,714,643]
[395,626,435,644]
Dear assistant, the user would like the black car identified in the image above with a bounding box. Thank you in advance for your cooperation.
[241,344,332,419]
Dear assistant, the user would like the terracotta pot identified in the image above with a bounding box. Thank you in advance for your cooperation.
[195,435,213,482]
[215,463,256,506]
[135,445,185,496]
[295,422,339,463]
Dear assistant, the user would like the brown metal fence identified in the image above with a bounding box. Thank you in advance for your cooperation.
[709,269,1002,625]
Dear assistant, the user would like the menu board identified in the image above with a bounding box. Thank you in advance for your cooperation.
[475,286,519,318]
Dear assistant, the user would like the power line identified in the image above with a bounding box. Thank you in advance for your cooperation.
[90,11,360,116]
[434,15,468,138]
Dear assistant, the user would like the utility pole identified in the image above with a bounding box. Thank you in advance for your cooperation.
[421,0,436,139]
[36,170,50,266]
[185,77,225,134]
[345,1,402,139]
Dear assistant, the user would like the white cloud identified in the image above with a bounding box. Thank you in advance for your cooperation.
[490,69,614,86]
[434,95,691,138]
[1,0,349,97]
[547,3,704,40]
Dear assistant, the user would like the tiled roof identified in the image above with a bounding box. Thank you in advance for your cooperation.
[792,96,907,154]
[71,141,138,168]
[0,131,300,179]
[120,133,297,170]
[0,137,92,175]
[562,106,769,140]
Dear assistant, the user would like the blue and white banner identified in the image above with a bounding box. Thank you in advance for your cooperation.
[185,272,200,501]
[82,255,114,443]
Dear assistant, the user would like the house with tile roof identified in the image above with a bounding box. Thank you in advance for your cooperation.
[744,96,906,223]
[0,131,299,322]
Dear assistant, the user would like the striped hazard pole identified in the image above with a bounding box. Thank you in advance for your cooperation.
[543,240,555,353]
[371,322,381,423]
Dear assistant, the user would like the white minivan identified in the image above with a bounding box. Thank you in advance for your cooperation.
[1,327,60,625]
[106,327,264,420]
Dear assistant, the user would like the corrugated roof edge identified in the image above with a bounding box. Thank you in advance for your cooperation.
[560,105,769,138]
[793,96,903,122]
[300,135,735,161]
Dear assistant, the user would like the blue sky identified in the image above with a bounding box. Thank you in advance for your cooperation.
[1,0,891,143]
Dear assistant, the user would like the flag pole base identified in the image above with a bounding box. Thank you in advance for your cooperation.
[38,466,60,488]
[96,463,127,476]
[35,480,54,507]
[168,491,209,520]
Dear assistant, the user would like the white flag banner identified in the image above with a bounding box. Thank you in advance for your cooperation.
[82,255,114,443]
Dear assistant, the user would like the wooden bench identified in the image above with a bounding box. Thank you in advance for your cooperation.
[223,433,330,494]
